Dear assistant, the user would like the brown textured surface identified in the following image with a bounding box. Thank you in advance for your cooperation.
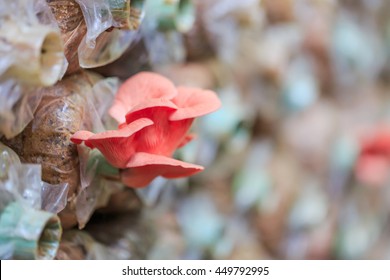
[2,73,94,228]
[47,0,86,75]
[47,0,83,32]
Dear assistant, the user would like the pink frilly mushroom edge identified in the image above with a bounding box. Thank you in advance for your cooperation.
[71,72,221,188]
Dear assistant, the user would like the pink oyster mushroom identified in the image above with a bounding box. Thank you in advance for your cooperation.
[355,128,390,187]
[71,72,221,187]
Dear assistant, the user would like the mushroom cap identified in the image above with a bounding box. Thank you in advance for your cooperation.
[121,152,203,188]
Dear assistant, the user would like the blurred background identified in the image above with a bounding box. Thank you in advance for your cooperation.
[3,0,390,260]
[82,0,390,260]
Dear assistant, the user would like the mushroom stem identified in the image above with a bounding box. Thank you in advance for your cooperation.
[0,202,62,260]
[0,21,67,86]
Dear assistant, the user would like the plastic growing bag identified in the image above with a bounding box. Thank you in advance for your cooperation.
[76,0,145,68]
[0,0,67,138]
[0,144,63,260]
[0,0,67,86]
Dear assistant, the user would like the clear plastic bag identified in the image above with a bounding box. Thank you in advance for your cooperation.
[41,182,69,214]
[78,29,140,68]
[76,0,118,48]
[2,73,102,228]
[76,0,144,46]
[0,144,63,259]
[0,0,67,86]
[0,0,67,138]
[1,142,70,213]
[0,81,44,139]
[0,198,62,260]
[75,0,145,68]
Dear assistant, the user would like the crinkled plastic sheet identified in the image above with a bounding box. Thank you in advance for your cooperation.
[0,0,67,138]
[76,0,120,47]
[41,183,69,214]
[75,175,121,228]
[76,0,144,46]
[0,81,43,139]
[0,0,53,25]
[0,0,67,84]
[1,142,69,213]
[48,73,120,228]
[78,29,141,68]
[90,77,119,126]
[1,73,117,229]
[75,0,144,68]
[0,197,62,260]
[0,146,63,259]
[0,144,42,208]
[72,74,121,228]
[0,143,21,179]
[52,73,113,227]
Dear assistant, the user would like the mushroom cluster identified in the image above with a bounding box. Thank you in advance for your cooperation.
[71,72,221,187]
